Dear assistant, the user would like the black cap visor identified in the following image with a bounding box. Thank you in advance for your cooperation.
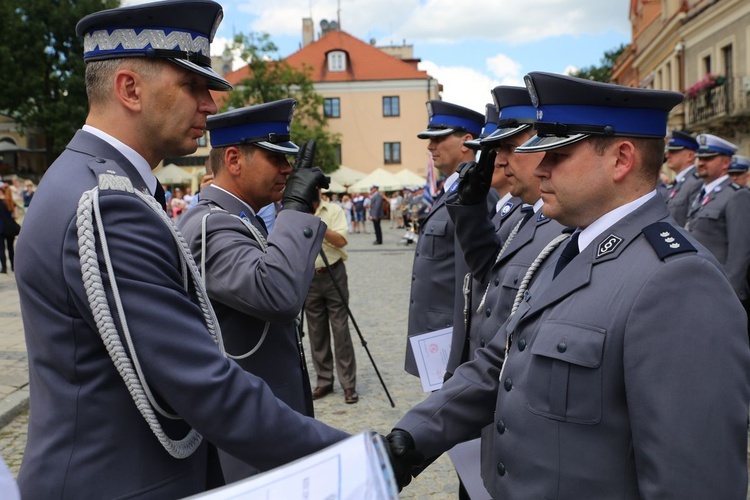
[515,133,589,153]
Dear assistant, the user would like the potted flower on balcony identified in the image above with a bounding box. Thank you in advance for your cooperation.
[685,73,726,100]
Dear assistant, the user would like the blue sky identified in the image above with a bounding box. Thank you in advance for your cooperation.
[124,0,631,112]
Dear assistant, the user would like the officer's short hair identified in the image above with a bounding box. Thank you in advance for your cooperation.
[209,143,256,175]
[85,58,162,105]
[588,136,665,181]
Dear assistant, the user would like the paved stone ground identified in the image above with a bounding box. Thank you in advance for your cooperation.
[1,223,749,499]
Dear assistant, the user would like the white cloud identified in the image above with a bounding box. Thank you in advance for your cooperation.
[418,61,497,113]
[394,0,628,44]
[486,53,523,83]
[563,65,579,75]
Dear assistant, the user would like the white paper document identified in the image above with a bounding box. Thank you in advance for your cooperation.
[186,432,398,500]
[409,327,453,392]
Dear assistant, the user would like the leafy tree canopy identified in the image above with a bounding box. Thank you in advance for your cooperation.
[569,44,627,83]
[0,0,120,165]
[222,33,341,173]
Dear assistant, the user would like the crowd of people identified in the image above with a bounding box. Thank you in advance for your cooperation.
[4,0,750,498]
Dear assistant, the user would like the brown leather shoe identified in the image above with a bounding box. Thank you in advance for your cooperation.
[344,388,359,404]
[312,385,333,400]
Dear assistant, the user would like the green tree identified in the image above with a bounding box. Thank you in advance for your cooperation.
[570,43,627,83]
[0,0,120,166]
[222,32,341,172]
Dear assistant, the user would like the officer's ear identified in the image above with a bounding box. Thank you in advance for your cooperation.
[113,69,143,112]
[223,146,244,177]
[612,140,637,183]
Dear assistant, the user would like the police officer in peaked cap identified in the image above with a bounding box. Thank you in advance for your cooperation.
[686,133,750,319]
[14,2,348,497]
[384,72,750,499]
[404,100,498,377]
[177,99,333,482]
[664,130,702,226]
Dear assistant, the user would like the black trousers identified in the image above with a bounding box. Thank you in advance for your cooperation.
[372,218,382,243]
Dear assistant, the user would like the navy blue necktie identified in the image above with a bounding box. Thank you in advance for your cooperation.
[255,215,268,234]
[520,207,535,227]
[154,183,167,211]
[554,231,580,279]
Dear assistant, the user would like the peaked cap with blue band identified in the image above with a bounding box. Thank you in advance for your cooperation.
[695,133,738,158]
[417,100,484,139]
[76,0,232,92]
[465,104,500,150]
[208,99,299,155]
[729,155,750,174]
[480,86,536,147]
[516,72,683,153]
[666,130,698,151]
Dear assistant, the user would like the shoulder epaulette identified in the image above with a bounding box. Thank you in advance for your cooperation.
[642,222,696,260]
[730,182,742,190]
[691,171,701,179]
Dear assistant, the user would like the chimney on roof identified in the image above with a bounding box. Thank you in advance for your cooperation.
[302,18,314,47]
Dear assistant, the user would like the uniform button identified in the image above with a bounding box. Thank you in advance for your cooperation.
[415,252,419,257]
[485,308,491,317]
[517,338,526,351]
[496,420,505,434]
[410,299,414,304]
[480,339,485,348]
[504,378,512,391]
[497,462,506,476]
[513,277,518,284]
[494,277,500,286]
[303,227,313,237]
[95,158,106,163]
[557,342,567,353]
[412,275,416,281]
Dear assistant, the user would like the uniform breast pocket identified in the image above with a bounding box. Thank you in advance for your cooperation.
[525,320,606,424]
[421,219,450,260]
[696,207,721,221]
[500,263,526,294]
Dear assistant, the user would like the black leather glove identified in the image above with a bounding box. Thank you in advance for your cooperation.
[383,429,424,492]
[454,148,497,205]
[281,141,330,213]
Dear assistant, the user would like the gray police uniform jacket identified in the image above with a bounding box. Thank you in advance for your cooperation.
[15,131,347,499]
[447,202,564,374]
[397,195,750,499]
[445,197,523,373]
[404,187,497,375]
[686,177,750,301]
[177,185,321,415]
[369,191,384,219]
[665,165,702,227]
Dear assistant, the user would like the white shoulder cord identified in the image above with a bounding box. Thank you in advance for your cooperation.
[475,216,526,314]
[199,207,271,360]
[76,174,224,459]
[497,233,570,383]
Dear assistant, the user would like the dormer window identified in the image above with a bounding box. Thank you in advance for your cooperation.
[327,50,347,72]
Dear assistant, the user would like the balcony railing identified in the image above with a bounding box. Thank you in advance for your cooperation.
[687,76,750,126]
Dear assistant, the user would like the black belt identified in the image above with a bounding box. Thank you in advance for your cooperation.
[315,259,342,275]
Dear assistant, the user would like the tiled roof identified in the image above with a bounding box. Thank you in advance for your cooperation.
[211,30,432,104]
[285,30,430,82]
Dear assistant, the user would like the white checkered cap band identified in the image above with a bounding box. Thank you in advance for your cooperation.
[84,28,210,57]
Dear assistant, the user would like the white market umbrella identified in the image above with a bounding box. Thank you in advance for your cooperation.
[348,168,404,193]
[394,169,427,189]
[154,163,193,185]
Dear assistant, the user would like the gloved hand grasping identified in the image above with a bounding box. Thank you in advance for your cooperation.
[281,140,330,213]
[454,148,497,205]
[382,429,424,492]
